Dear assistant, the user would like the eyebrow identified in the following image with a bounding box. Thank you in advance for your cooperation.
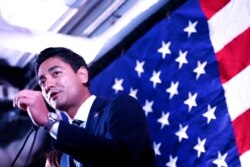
[37,65,61,81]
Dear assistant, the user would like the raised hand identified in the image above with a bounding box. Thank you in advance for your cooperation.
[13,89,49,127]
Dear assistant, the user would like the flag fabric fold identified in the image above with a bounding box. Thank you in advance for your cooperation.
[90,0,250,166]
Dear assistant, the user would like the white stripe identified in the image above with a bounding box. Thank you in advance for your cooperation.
[240,150,250,167]
[223,66,250,121]
[208,0,250,53]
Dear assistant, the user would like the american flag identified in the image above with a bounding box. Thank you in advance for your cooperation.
[90,0,250,166]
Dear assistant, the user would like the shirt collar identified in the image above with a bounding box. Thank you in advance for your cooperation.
[73,95,96,124]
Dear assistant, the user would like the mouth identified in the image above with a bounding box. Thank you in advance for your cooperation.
[49,92,60,101]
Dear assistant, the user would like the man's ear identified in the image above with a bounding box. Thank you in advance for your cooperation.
[77,66,89,84]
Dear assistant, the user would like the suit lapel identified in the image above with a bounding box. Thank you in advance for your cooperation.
[85,97,109,133]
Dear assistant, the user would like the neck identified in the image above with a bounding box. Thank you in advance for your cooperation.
[67,91,91,119]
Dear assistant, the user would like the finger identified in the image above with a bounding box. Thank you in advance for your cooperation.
[13,90,30,107]
[15,93,28,110]
[13,93,21,107]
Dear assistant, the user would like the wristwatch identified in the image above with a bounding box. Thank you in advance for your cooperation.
[44,112,60,131]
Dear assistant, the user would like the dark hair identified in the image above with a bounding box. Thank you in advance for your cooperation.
[34,47,88,76]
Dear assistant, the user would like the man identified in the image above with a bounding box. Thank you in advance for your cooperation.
[13,47,156,167]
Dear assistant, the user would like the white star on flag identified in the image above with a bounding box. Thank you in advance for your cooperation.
[193,61,207,79]
[184,20,198,37]
[150,70,162,88]
[166,155,178,167]
[142,99,154,116]
[153,142,161,156]
[134,60,145,77]
[166,81,179,99]
[129,87,138,99]
[193,137,206,158]
[157,111,170,129]
[175,124,189,142]
[203,105,217,124]
[213,152,228,167]
[157,41,171,59]
[184,92,197,112]
[175,50,188,69]
[112,78,124,94]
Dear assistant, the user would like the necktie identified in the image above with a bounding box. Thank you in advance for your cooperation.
[59,114,84,167]
[72,119,84,127]
[70,120,84,167]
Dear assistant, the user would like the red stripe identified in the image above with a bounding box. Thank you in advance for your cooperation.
[215,27,250,83]
[232,108,250,155]
[199,0,230,19]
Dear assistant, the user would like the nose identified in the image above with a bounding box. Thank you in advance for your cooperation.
[44,77,56,94]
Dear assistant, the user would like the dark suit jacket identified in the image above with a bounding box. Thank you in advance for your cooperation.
[54,95,156,167]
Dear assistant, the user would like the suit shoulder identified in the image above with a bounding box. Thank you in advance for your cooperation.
[113,94,138,104]
[110,95,143,113]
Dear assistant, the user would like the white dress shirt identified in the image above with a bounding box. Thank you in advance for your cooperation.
[49,95,96,139]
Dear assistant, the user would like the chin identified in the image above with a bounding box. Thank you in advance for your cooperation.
[54,103,67,111]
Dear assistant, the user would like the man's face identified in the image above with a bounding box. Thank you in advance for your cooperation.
[37,57,87,111]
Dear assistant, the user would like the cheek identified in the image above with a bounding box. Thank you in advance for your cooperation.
[68,81,82,95]
[62,77,82,93]
[67,79,83,98]
[59,72,83,90]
